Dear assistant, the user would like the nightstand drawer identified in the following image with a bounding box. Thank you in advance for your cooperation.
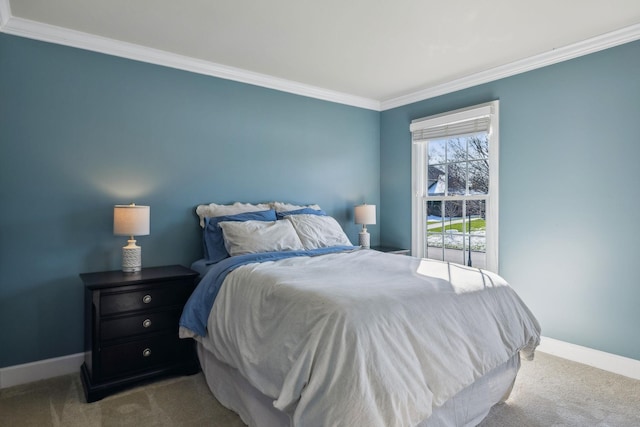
[101,281,193,315]
[100,334,192,379]
[101,309,183,341]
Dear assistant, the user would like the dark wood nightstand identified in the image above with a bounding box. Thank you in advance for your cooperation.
[370,245,411,255]
[80,265,199,402]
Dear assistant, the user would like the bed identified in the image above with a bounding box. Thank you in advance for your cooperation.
[179,202,541,427]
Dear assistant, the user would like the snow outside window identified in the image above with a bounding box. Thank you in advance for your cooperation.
[410,101,499,272]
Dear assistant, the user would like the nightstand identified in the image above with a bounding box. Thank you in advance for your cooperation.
[80,265,199,402]
[370,245,411,255]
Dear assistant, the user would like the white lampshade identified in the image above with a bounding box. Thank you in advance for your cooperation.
[354,204,376,225]
[114,204,150,273]
[114,204,150,237]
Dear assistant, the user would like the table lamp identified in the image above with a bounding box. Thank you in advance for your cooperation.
[113,203,150,272]
[354,204,376,249]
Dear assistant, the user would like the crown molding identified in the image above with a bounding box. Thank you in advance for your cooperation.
[0,14,381,111]
[381,23,640,111]
[1,2,638,113]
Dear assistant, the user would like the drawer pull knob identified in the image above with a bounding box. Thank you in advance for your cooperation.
[142,295,152,304]
[143,348,151,357]
[143,319,152,328]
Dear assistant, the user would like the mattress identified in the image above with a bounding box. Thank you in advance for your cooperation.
[197,342,521,427]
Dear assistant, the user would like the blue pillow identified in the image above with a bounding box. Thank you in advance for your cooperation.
[203,209,277,264]
[276,208,327,219]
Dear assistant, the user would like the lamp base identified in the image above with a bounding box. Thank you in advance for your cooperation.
[122,240,142,273]
[358,230,370,249]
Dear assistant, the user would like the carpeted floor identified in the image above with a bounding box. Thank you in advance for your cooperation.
[478,352,640,426]
[1,352,638,426]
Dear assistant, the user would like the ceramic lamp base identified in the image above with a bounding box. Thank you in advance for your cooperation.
[358,230,370,249]
[122,240,141,272]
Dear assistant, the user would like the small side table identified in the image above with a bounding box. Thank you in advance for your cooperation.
[80,265,199,402]
[370,245,411,255]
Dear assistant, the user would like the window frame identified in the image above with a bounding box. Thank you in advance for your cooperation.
[411,101,500,272]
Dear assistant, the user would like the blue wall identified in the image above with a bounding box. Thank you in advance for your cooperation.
[0,34,380,368]
[381,40,640,361]
[2,31,638,368]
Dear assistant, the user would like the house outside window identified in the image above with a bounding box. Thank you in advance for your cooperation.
[410,101,499,272]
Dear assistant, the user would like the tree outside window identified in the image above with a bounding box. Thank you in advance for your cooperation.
[411,101,499,272]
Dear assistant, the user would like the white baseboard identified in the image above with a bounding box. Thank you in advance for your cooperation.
[1,337,638,389]
[0,353,84,389]
[538,336,640,380]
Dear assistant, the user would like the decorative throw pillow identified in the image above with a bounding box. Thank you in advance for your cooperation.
[271,201,322,213]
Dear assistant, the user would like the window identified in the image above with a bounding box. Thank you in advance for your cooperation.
[410,101,499,272]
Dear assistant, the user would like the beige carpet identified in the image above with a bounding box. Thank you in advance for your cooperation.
[1,352,638,426]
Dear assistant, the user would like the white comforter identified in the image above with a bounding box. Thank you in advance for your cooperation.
[197,250,540,427]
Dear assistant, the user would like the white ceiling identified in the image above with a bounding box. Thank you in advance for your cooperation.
[2,0,640,109]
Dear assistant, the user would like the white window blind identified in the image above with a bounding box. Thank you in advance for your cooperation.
[410,104,493,143]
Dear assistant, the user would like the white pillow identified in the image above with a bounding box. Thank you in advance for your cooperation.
[271,201,322,213]
[218,220,304,256]
[285,215,352,249]
[196,202,271,228]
